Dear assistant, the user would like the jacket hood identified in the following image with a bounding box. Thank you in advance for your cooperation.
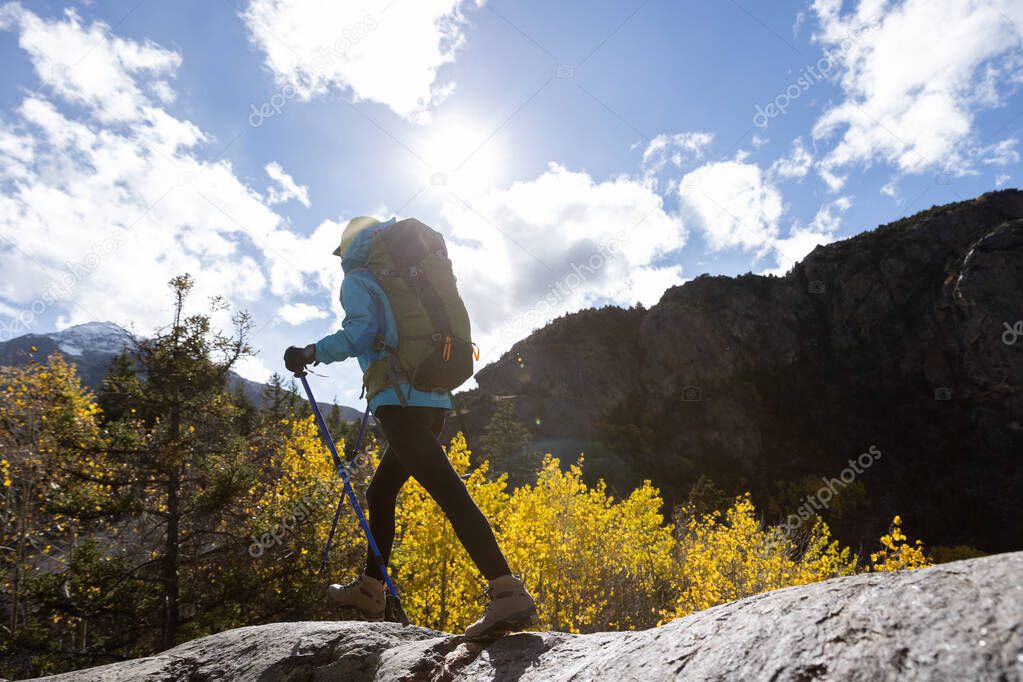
[341,217,396,272]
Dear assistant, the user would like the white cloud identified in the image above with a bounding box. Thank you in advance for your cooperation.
[0,4,324,337]
[818,165,847,192]
[233,353,274,384]
[764,196,849,275]
[995,173,1011,187]
[626,265,685,307]
[808,195,851,233]
[678,160,783,252]
[642,131,714,175]
[439,163,685,357]
[811,0,1023,181]
[769,137,814,181]
[241,0,484,122]
[265,161,310,207]
[278,301,329,325]
[975,137,1020,166]
[767,226,835,275]
[675,150,852,275]
[0,5,182,124]
[0,300,21,318]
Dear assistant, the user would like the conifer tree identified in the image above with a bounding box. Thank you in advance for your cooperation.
[478,400,532,480]
[262,372,299,421]
[99,274,254,650]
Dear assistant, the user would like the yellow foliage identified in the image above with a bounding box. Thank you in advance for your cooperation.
[502,456,674,632]
[0,355,111,647]
[869,515,932,572]
[246,415,362,590]
[0,352,939,646]
[379,442,933,633]
[666,495,857,619]
[391,434,509,632]
[390,450,674,633]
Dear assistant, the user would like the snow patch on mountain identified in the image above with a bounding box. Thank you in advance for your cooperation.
[45,322,130,357]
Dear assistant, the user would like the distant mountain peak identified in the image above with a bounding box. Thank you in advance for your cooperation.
[0,320,362,421]
[45,321,130,357]
[58,321,126,333]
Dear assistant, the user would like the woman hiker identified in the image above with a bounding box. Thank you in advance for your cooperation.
[284,215,537,640]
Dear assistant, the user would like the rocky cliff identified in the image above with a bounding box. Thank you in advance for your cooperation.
[453,190,1023,553]
[23,551,1023,681]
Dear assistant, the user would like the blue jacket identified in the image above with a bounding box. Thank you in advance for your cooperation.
[314,218,454,413]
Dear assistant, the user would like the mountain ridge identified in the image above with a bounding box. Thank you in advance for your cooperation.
[0,321,362,421]
[452,189,1023,554]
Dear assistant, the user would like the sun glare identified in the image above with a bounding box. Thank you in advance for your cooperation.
[417,115,502,193]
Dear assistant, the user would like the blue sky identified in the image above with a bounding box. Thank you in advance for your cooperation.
[0,0,1021,404]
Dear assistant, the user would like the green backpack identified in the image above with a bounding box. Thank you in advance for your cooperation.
[361,218,476,403]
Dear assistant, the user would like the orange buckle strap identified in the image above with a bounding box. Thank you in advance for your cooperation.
[442,336,452,361]
[471,342,480,360]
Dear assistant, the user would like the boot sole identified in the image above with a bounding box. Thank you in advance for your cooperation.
[464,608,539,641]
[334,604,385,622]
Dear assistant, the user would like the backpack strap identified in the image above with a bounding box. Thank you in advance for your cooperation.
[385,361,409,407]
[372,334,409,407]
[448,390,469,439]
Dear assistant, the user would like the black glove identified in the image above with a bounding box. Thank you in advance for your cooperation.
[284,344,317,376]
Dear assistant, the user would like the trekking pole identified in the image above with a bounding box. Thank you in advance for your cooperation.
[297,373,410,626]
[320,404,370,571]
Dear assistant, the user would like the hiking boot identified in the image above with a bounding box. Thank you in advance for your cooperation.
[327,573,386,621]
[464,574,538,641]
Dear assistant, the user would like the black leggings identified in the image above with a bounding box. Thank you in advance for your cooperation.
[364,406,511,581]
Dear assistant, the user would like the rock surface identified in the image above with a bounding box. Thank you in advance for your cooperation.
[451,190,1023,552]
[26,552,1023,681]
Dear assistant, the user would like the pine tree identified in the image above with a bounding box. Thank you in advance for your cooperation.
[326,402,345,438]
[232,384,258,435]
[478,400,533,482]
[323,401,365,461]
[262,372,299,421]
[97,349,136,423]
[99,274,255,651]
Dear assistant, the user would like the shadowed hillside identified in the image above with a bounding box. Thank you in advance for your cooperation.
[452,190,1023,554]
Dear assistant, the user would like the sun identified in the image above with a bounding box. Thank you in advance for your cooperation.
[417,115,502,192]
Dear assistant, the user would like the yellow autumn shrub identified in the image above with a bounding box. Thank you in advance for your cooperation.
[246,415,364,613]
[502,456,674,632]
[243,422,933,633]
[0,355,109,644]
[386,449,675,633]
[869,515,931,571]
[390,434,509,631]
[666,494,857,619]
